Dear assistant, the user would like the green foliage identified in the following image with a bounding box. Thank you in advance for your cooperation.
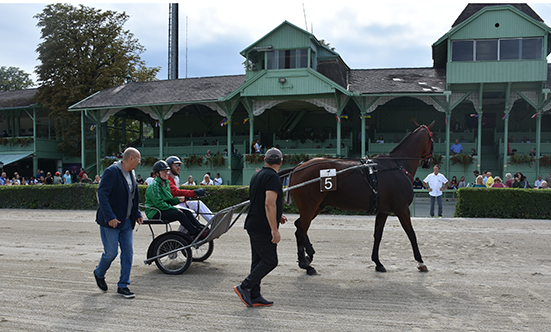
[205,154,226,167]
[450,152,473,165]
[431,153,443,166]
[455,188,551,218]
[0,184,99,210]
[33,3,160,156]
[539,155,551,167]
[509,153,535,167]
[0,66,34,91]
[183,155,204,168]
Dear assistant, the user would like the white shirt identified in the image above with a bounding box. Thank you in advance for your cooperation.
[423,172,448,197]
[200,179,213,186]
[145,177,154,185]
[213,177,223,185]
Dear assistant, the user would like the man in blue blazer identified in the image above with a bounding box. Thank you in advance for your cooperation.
[93,147,143,298]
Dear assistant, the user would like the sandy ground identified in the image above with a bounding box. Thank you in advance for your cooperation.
[0,209,550,331]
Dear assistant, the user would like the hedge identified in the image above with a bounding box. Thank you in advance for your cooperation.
[455,188,551,219]
[0,184,368,215]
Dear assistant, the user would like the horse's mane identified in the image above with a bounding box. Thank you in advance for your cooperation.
[388,127,422,155]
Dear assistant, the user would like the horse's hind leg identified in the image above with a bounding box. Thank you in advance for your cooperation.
[372,213,389,272]
[396,209,428,272]
[295,218,317,275]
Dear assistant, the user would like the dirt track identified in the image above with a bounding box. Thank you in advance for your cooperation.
[0,209,550,331]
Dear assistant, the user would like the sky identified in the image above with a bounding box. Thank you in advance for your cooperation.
[2,1,551,85]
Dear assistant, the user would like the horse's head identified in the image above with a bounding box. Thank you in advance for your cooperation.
[415,122,434,168]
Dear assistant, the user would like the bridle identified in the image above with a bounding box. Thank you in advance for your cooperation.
[418,125,434,160]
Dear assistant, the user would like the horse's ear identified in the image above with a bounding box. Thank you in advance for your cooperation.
[414,120,420,127]
[428,121,435,130]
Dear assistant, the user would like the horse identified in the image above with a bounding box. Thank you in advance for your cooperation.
[281,122,434,275]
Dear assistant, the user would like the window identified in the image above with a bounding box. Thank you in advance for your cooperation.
[297,49,308,68]
[522,38,543,59]
[500,39,520,60]
[451,40,473,61]
[476,40,498,60]
[452,37,543,62]
[265,48,310,69]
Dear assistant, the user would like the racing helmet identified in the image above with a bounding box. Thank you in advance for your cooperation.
[165,156,183,166]
[152,160,171,173]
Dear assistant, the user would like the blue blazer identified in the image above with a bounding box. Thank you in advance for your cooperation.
[96,164,142,229]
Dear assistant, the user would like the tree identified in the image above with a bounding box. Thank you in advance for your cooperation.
[0,66,34,91]
[34,4,160,156]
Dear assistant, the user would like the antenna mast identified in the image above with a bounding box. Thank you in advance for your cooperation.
[303,3,308,32]
[186,16,188,78]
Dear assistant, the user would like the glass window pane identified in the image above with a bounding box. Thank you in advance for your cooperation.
[279,50,296,69]
[476,40,498,61]
[451,40,473,61]
[298,49,308,68]
[522,38,543,59]
[500,39,520,60]
[266,51,276,69]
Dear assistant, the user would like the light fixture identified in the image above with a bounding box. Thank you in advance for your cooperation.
[278,77,286,84]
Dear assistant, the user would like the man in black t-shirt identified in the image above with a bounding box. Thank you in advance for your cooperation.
[234,148,287,307]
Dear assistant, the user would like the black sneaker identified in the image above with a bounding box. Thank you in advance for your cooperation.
[251,295,274,307]
[93,270,108,292]
[234,285,252,307]
[117,287,135,299]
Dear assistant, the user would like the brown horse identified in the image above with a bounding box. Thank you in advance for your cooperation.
[282,122,434,275]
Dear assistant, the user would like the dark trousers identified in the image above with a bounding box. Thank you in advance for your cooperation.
[241,229,278,298]
[153,209,204,236]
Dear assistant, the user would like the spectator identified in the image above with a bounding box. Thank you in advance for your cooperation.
[490,176,505,188]
[459,136,467,143]
[505,173,513,188]
[412,177,424,189]
[202,139,209,145]
[2,130,8,137]
[545,170,551,184]
[200,173,214,186]
[183,175,195,185]
[53,172,63,184]
[93,175,101,184]
[78,167,87,181]
[144,171,155,185]
[136,174,144,185]
[80,173,93,184]
[534,175,543,188]
[473,170,480,185]
[450,139,463,155]
[63,170,72,184]
[422,165,448,218]
[485,171,494,188]
[447,176,458,189]
[482,171,488,185]
[522,136,530,143]
[457,176,467,188]
[512,172,530,188]
[376,135,384,143]
[470,148,477,156]
[45,172,53,185]
[472,175,486,188]
[540,181,548,189]
[213,173,223,185]
[20,177,28,185]
[529,149,536,157]
[205,150,212,158]
[0,172,7,185]
[393,135,400,143]
[12,172,21,185]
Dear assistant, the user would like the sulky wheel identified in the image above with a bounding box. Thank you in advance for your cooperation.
[191,240,214,262]
[151,233,192,274]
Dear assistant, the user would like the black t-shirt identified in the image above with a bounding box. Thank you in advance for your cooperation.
[245,167,283,234]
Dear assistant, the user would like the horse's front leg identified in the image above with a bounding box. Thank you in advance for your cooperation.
[396,210,428,272]
[372,213,389,272]
[295,218,317,275]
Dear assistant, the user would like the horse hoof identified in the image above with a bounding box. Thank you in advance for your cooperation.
[298,261,309,270]
[306,266,317,275]
[417,263,429,272]
[375,265,386,273]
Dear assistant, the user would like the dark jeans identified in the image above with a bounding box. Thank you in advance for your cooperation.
[153,209,204,236]
[430,195,443,217]
[241,229,278,298]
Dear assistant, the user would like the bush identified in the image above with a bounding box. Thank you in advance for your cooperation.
[455,187,551,218]
[0,184,99,210]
